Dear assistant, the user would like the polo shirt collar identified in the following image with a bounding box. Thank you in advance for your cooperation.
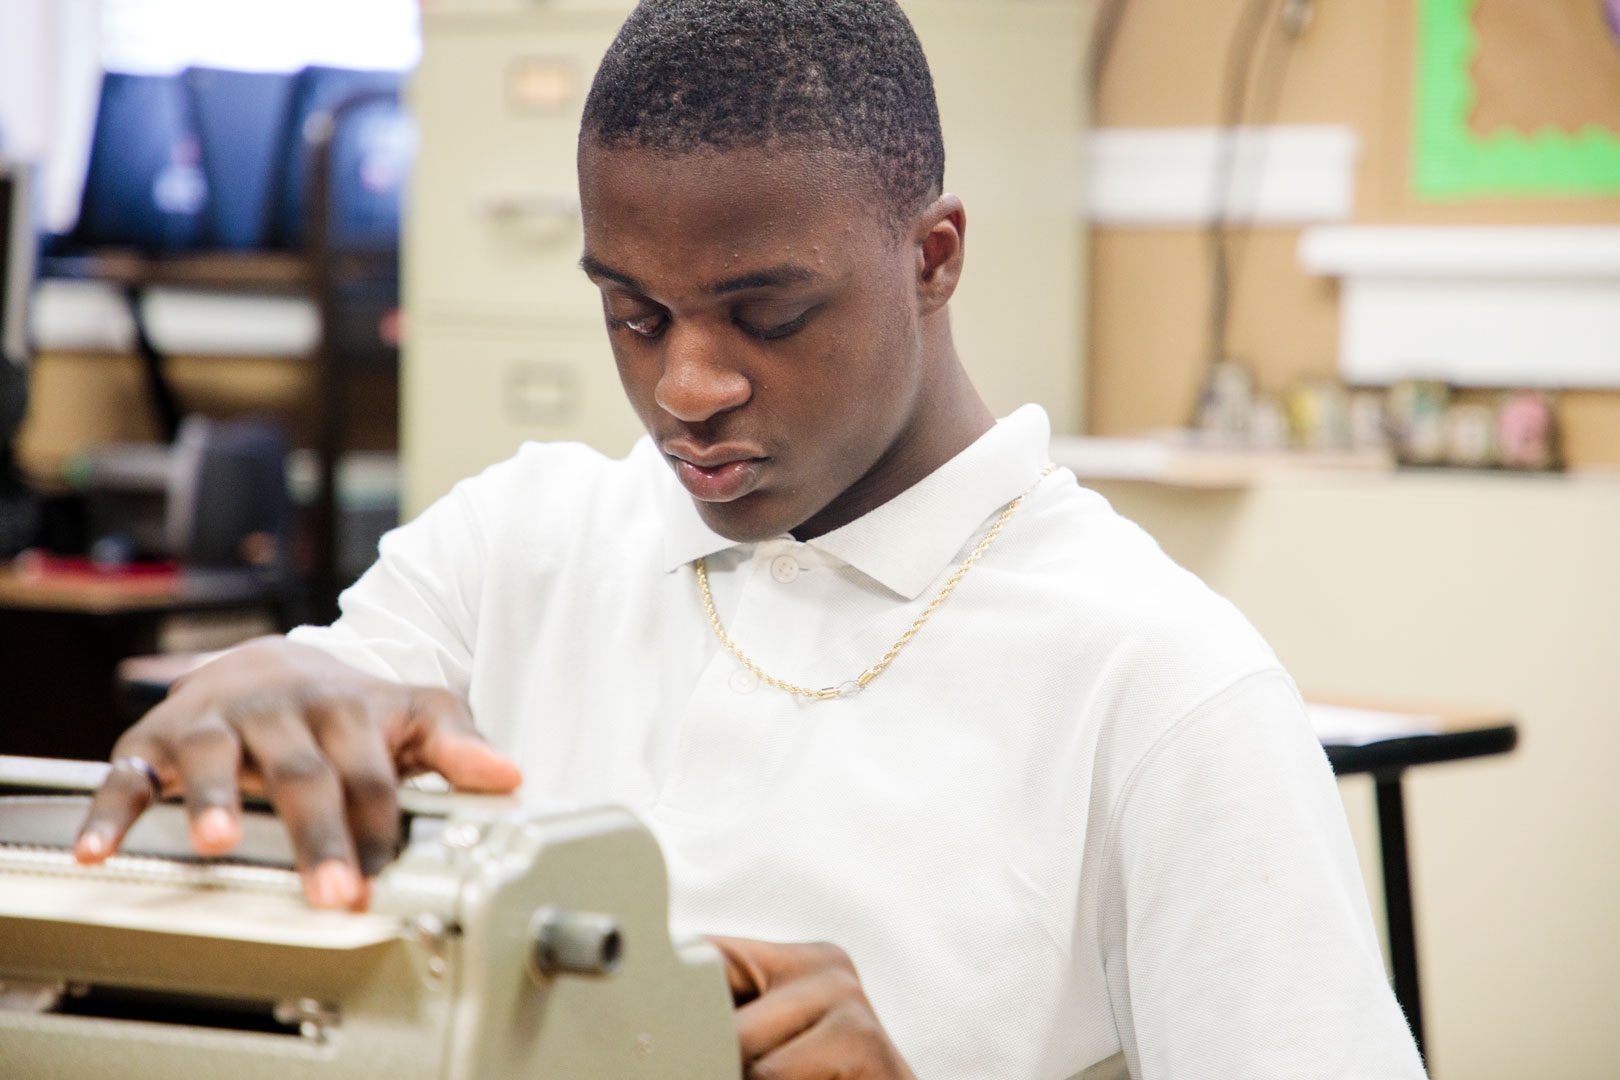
[659,404,1053,600]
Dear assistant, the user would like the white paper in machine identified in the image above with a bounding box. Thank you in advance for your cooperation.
[0,755,740,1078]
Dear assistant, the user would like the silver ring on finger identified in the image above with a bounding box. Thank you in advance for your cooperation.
[110,755,162,801]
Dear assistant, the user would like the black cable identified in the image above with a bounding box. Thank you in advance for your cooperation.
[1090,0,1132,94]
[1215,0,1308,334]
[1203,0,1277,381]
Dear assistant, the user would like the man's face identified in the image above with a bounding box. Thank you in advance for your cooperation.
[578,142,928,542]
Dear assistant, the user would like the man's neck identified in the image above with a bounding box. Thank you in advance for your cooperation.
[791,355,994,542]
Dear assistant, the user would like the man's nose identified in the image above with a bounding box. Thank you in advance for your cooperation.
[654,325,751,423]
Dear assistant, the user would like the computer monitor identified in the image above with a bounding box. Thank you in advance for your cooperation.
[0,162,36,372]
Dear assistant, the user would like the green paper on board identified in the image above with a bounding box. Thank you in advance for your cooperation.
[1416,0,1620,199]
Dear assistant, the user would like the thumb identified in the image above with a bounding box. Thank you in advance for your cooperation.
[400,688,524,793]
[422,726,523,792]
[707,935,771,1004]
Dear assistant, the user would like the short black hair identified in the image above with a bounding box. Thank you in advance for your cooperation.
[581,0,946,224]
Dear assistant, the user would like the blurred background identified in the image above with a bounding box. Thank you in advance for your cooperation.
[0,0,1616,1075]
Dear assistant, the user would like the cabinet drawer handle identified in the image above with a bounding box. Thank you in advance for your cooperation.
[479,195,580,243]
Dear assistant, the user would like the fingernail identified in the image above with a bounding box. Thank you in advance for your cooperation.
[308,861,358,909]
[194,807,236,849]
[76,830,108,862]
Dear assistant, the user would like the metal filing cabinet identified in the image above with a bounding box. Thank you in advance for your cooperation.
[404,0,1091,515]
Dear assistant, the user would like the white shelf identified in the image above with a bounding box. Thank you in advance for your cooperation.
[1300,226,1620,388]
[1052,434,1392,489]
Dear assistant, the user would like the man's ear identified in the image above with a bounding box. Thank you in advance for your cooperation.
[914,194,966,316]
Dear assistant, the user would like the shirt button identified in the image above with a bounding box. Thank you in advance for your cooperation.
[770,555,800,583]
[729,669,759,694]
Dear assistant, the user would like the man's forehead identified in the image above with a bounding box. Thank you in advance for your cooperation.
[579,140,888,235]
[577,143,893,296]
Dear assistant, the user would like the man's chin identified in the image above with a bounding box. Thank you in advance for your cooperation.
[692,493,801,544]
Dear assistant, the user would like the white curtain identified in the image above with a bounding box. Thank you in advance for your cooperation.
[0,0,100,230]
[99,0,421,74]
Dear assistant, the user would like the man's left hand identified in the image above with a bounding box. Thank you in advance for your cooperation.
[708,936,918,1080]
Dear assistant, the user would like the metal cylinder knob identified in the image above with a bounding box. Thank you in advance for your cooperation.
[529,906,623,980]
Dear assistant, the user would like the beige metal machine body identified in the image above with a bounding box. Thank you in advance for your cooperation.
[0,758,740,1079]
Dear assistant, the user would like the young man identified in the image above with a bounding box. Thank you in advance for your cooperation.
[77,2,1426,1076]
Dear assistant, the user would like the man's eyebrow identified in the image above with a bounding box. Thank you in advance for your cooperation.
[578,254,647,293]
[707,264,821,295]
[577,255,822,297]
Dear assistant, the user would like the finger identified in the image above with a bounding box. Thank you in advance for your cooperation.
[307,699,402,878]
[397,688,522,793]
[735,974,846,1064]
[746,1011,861,1080]
[710,938,854,1001]
[709,935,774,1003]
[170,711,244,857]
[74,735,168,864]
[236,708,361,909]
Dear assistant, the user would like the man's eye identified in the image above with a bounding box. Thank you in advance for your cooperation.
[736,307,814,341]
[609,311,668,338]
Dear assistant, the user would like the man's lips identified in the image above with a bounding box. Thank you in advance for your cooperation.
[664,443,769,503]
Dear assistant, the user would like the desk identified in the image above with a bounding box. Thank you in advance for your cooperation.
[1308,701,1518,1067]
[0,566,282,760]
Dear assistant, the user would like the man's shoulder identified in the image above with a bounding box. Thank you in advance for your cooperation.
[456,436,665,520]
[474,435,657,486]
[1017,480,1284,713]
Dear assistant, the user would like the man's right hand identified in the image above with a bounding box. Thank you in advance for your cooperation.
[74,637,522,909]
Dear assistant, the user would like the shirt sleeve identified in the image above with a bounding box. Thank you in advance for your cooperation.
[286,473,491,692]
[1099,670,1428,1080]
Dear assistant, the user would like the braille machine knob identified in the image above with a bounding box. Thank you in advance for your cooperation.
[529,906,623,980]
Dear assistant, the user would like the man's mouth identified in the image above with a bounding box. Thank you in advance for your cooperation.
[664,443,770,503]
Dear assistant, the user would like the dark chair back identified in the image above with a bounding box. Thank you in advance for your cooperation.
[72,73,205,252]
[182,68,297,250]
[274,66,406,250]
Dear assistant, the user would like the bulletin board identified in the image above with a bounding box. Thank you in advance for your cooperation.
[1416,0,1620,198]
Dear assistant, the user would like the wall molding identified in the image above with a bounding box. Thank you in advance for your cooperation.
[1084,124,1360,228]
[1300,225,1620,388]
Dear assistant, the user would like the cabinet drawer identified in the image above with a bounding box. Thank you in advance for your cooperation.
[407,10,629,319]
[403,318,645,514]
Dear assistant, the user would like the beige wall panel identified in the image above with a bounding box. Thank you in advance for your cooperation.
[908,0,1090,433]
[1558,392,1620,469]
[1095,0,1392,130]
[1088,231,1207,434]
[1090,229,1343,436]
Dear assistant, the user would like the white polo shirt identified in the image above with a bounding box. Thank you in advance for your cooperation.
[291,406,1425,1079]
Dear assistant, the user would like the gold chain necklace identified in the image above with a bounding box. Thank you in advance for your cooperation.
[694,465,1056,701]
